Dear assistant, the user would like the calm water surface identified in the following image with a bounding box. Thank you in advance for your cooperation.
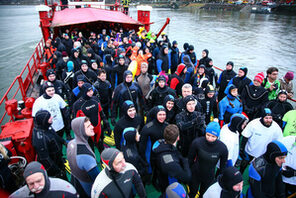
[0,5,295,98]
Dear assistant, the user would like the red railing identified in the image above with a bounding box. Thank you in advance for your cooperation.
[0,39,45,125]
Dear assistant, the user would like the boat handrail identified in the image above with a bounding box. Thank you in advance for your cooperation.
[52,3,125,13]
[0,39,45,126]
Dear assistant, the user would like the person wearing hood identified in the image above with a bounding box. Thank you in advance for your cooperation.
[9,161,78,198]
[219,114,248,170]
[190,64,209,96]
[67,117,100,197]
[73,83,110,153]
[152,124,191,197]
[93,69,113,119]
[183,54,195,83]
[170,40,179,74]
[148,75,176,109]
[248,141,287,198]
[111,70,145,125]
[69,48,81,72]
[279,71,294,99]
[178,43,189,64]
[218,84,243,127]
[54,51,68,80]
[198,49,211,68]
[139,106,168,175]
[86,48,103,67]
[188,121,228,198]
[156,45,170,74]
[53,37,66,53]
[198,85,218,124]
[40,69,70,102]
[175,83,203,114]
[113,100,144,149]
[73,60,97,85]
[205,58,217,86]
[170,64,187,97]
[104,54,114,83]
[71,74,85,104]
[228,67,252,95]
[32,110,67,179]
[204,167,243,198]
[185,45,197,67]
[121,127,148,178]
[176,95,206,157]
[163,94,177,124]
[111,55,128,88]
[62,33,73,55]
[91,148,146,198]
[265,90,293,127]
[240,72,269,120]
[240,108,283,174]
[32,81,70,138]
[217,61,237,101]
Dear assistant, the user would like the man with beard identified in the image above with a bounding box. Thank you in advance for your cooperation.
[239,108,283,174]
[148,75,176,109]
[248,141,287,198]
[9,161,77,198]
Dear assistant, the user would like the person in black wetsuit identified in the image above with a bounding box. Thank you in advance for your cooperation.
[111,70,145,125]
[217,61,236,101]
[73,60,97,85]
[91,148,146,198]
[163,94,177,124]
[93,69,112,119]
[228,67,252,95]
[265,90,293,127]
[153,124,191,197]
[69,48,81,72]
[176,95,206,157]
[73,83,110,152]
[113,100,144,150]
[121,127,148,178]
[198,49,211,68]
[71,74,85,105]
[240,72,269,120]
[248,140,287,198]
[111,55,128,88]
[139,105,168,174]
[188,121,228,198]
[32,110,66,179]
[198,85,218,125]
[148,75,176,109]
[40,69,71,103]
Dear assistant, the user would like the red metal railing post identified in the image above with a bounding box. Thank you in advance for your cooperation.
[17,76,26,102]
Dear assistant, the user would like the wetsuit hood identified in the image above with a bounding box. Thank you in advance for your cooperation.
[122,100,135,119]
[122,127,137,146]
[226,61,234,72]
[163,95,175,111]
[203,49,209,58]
[149,105,166,123]
[218,166,243,197]
[87,48,95,57]
[46,69,56,83]
[260,108,273,127]
[101,148,120,172]
[224,84,237,100]
[123,70,133,86]
[81,83,93,100]
[228,113,248,134]
[239,67,248,79]
[42,81,54,99]
[24,161,50,196]
[183,43,189,51]
[34,110,51,130]
[54,51,62,59]
[263,140,287,165]
[176,64,186,75]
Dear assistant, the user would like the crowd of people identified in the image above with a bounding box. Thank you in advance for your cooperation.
[1,26,296,198]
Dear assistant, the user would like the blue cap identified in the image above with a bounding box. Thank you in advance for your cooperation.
[206,121,220,137]
[166,182,188,198]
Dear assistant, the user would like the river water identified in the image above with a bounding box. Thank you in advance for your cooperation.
[0,5,295,100]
